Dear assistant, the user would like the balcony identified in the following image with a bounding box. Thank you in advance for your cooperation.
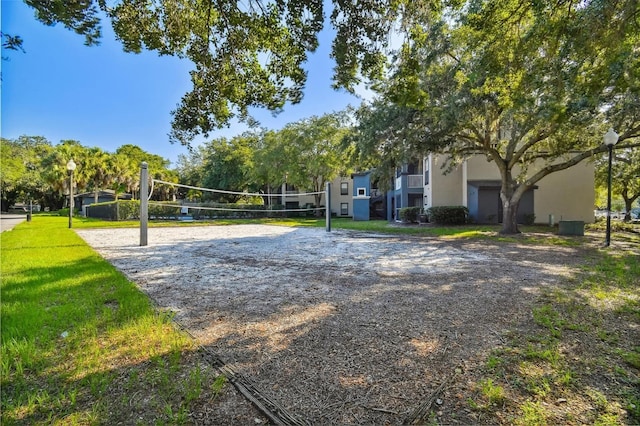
[397,174,423,190]
[407,174,423,188]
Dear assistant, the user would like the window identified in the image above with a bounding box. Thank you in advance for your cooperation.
[407,161,422,175]
[340,203,349,215]
[285,183,297,193]
[357,187,366,197]
[340,182,349,195]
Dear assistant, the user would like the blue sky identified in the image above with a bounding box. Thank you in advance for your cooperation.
[1,0,366,166]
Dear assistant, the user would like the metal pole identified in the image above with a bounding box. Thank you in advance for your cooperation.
[605,144,613,247]
[68,170,74,229]
[325,182,331,232]
[140,162,149,246]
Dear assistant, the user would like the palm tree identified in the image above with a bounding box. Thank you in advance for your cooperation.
[85,147,111,203]
[108,153,135,200]
[41,141,89,208]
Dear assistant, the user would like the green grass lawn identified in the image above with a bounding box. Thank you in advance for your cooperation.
[1,216,228,424]
[2,215,638,424]
[67,214,568,238]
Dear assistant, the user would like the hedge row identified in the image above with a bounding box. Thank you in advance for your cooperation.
[399,207,422,223]
[426,206,468,225]
[85,200,312,220]
[85,200,140,221]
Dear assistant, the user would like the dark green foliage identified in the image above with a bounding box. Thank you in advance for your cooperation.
[399,206,421,223]
[523,213,536,226]
[25,0,102,46]
[346,0,640,235]
[149,203,292,219]
[86,200,141,220]
[22,0,326,144]
[427,206,468,225]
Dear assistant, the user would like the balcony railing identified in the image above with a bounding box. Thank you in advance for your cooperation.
[407,174,423,188]
[395,174,423,190]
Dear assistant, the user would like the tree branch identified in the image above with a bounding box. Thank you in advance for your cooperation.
[510,127,553,167]
[523,142,640,189]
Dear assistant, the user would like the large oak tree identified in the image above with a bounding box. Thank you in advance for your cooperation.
[345,0,640,233]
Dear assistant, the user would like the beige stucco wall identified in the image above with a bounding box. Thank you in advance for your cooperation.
[429,154,595,223]
[294,176,353,216]
[466,155,500,180]
[429,155,463,206]
[333,176,353,216]
[534,161,595,223]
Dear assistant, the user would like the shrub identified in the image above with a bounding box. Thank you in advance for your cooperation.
[426,206,468,225]
[116,200,140,220]
[86,200,141,220]
[399,207,421,223]
[522,213,536,225]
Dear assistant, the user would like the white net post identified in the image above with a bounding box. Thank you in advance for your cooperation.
[325,182,331,232]
[140,162,148,246]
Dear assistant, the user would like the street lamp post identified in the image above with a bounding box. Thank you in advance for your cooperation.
[67,159,77,229]
[603,128,619,247]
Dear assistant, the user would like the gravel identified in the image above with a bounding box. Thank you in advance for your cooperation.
[77,224,581,424]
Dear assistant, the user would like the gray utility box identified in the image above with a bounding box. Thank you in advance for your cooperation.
[558,220,585,236]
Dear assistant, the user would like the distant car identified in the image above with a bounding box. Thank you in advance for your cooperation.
[594,209,608,218]
[594,209,622,219]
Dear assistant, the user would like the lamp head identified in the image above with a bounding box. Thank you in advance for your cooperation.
[66,159,77,171]
[603,128,619,147]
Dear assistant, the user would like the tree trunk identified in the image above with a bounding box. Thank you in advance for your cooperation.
[623,198,633,222]
[314,193,323,217]
[498,173,525,234]
[500,198,521,234]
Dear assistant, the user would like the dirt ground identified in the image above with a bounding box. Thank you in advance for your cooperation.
[77,224,587,424]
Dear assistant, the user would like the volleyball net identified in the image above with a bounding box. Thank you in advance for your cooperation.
[139,162,332,245]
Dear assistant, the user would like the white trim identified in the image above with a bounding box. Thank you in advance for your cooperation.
[462,159,468,207]
[424,154,433,209]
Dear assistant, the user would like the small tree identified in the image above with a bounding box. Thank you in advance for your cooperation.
[275,113,353,213]
[596,148,640,221]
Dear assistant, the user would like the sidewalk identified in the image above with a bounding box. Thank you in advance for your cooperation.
[1,213,27,232]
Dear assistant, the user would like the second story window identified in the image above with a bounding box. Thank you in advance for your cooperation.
[340,182,349,195]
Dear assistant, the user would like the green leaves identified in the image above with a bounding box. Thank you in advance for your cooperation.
[22,0,324,144]
[21,0,639,159]
[344,1,639,233]
[0,136,174,210]
[173,112,353,208]
[199,134,260,202]
[25,0,102,46]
